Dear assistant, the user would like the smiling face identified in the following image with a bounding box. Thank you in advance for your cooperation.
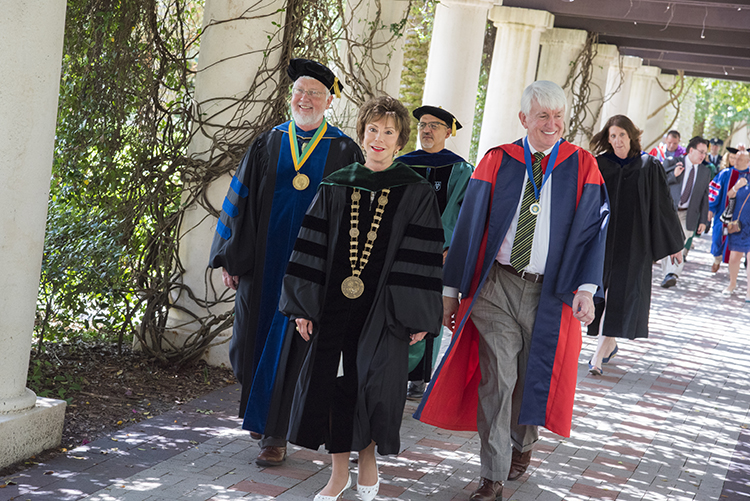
[418,114,450,153]
[519,100,565,152]
[608,125,631,159]
[290,77,333,130]
[363,116,402,172]
[736,151,749,171]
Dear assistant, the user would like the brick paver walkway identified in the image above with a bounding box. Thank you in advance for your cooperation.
[2,235,749,500]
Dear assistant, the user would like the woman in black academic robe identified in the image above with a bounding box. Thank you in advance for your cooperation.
[586,115,684,376]
[278,96,443,501]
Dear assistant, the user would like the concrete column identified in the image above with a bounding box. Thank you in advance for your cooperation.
[729,122,749,149]
[332,0,411,137]
[421,0,494,160]
[644,73,675,151]
[537,28,587,123]
[599,55,642,130]
[573,43,619,149]
[164,0,286,366]
[476,6,554,159]
[627,65,661,131]
[0,1,67,467]
[675,87,697,141]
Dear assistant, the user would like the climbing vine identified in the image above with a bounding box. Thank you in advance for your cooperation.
[43,0,411,365]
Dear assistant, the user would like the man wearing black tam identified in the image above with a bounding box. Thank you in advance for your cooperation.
[209,58,362,466]
[396,105,473,400]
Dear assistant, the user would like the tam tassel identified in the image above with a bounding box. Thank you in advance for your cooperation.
[451,119,457,137]
[333,77,341,98]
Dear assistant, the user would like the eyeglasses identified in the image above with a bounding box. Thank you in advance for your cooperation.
[292,88,327,99]
[417,122,448,131]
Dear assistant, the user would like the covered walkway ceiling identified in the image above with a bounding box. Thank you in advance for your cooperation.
[503,0,750,83]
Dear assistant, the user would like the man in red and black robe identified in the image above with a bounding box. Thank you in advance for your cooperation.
[415,81,609,501]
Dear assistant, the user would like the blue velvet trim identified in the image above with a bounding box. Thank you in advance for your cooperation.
[231,176,249,198]
[222,197,239,218]
[216,219,231,240]
[398,149,466,167]
[243,127,334,434]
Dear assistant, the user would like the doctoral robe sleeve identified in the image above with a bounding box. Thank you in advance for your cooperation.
[647,157,685,260]
[387,183,444,338]
[554,151,609,304]
[441,162,473,250]
[278,186,331,323]
[208,135,270,276]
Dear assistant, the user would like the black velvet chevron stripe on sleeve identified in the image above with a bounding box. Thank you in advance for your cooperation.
[404,223,444,242]
[293,238,328,260]
[285,262,326,285]
[300,214,328,235]
[395,248,443,267]
[387,272,442,292]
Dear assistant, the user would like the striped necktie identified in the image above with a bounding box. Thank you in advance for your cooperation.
[510,151,545,272]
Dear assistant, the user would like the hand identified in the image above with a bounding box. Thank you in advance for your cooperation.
[443,296,459,332]
[410,331,428,345]
[295,318,313,342]
[442,249,449,265]
[222,268,239,290]
[708,211,714,220]
[697,223,706,235]
[736,178,748,190]
[669,250,683,265]
[673,162,684,177]
[572,290,595,326]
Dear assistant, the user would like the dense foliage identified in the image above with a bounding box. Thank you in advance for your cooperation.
[41,0,202,353]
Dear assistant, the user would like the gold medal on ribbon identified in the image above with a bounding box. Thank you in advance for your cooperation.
[530,202,541,215]
[289,121,327,190]
[341,276,365,299]
[293,173,310,191]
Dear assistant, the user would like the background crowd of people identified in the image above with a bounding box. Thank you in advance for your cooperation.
[207,58,750,501]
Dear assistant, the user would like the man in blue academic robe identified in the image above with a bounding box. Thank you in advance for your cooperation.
[397,105,473,400]
[208,59,362,466]
[416,81,608,501]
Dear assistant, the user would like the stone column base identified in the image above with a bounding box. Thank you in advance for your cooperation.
[0,397,66,468]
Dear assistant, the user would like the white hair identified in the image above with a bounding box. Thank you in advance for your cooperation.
[520,80,566,116]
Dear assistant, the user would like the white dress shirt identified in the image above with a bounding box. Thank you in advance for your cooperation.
[444,139,597,298]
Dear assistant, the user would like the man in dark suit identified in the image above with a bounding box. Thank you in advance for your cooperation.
[707,138,724,169]
[660,136,712,288]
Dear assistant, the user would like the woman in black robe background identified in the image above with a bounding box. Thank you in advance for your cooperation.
[278,96,443,501]
[587,115,684,375]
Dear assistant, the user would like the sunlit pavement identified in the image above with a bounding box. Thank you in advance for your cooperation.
[2,235,749,501]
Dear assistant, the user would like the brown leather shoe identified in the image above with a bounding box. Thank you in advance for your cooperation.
[256,445,287,466]
[249,431,262,440]
[507,448,532,481]
[469,477,503,501]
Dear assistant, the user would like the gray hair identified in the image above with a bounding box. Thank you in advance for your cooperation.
[520,81,567,116]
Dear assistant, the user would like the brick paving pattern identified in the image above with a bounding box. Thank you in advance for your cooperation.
[2,236,749,500]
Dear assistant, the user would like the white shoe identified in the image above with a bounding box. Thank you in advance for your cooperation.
[357,474,380,501]
[314,474,352,501]
[723,287,736,296]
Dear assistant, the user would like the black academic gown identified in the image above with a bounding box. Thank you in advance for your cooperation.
[208,122,363,417]
[588,152,684,339]
[271,162,444,455]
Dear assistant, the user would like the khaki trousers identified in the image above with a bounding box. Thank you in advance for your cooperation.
[470,263,541,482]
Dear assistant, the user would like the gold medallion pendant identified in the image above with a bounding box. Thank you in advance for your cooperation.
[529,202,541,215]
[293,173,310,191]
[341,276,365,299]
